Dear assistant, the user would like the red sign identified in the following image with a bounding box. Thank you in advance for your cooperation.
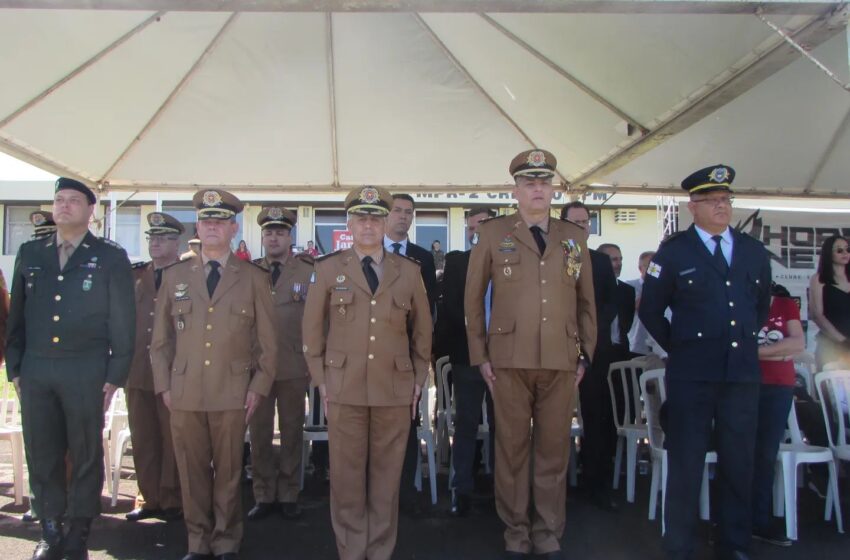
[333,230,353,251]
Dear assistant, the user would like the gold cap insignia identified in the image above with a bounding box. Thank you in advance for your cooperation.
[359,187,379,204]
[150,213,165,226]
[203,190,222,207]
[268,207,283,220]
[527,150,547,168]
[709,167,730,184]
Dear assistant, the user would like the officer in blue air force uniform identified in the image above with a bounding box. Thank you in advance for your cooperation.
[639,166,771,560]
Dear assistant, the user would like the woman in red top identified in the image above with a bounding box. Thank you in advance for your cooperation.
[750,283,805,547]
[234,239,252,262]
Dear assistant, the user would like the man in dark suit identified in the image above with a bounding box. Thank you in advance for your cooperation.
[598,243,636,362]
[640,165,771,560]
[383,193,437,514]
[440,207,497,516]
[561,201,619,511]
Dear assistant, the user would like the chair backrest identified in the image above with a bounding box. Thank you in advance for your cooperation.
[640,368,666,452]
[793,351,817,399]
[0,381,21,428]
[419,374,431,428]
[785,401,807,445]
[607,359,646,429]
[435,355,450,415]
[814,369,850,449]
[305,385,327,429]
[440,362,453,416]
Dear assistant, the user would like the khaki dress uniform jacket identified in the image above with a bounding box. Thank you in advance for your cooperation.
[248,253,314,504]
[150,253,277,555]
[302,248,431,560]
[125,261,180,511]
[465,215,597,555]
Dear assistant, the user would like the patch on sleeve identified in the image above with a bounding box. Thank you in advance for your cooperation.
[647,261,662,278]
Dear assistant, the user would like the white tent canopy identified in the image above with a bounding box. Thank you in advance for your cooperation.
[0,0,847,195]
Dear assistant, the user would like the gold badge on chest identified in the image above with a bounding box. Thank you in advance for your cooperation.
[562,240,582,280]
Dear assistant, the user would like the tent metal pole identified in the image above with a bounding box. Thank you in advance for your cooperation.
[756,8,850,92]
[479,13,649,135]
[567,6,846,188]
[99,12,239,184]
[326,12,341,189]
[0,11,164,129]
[413,13,569,185]
[804,104,850,193]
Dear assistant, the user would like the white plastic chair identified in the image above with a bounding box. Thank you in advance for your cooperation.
[793,352,817,399]
[434,355,450,465]
[0,381,25,505]
[772,404,843,540]
[641,369,715,534]
[414,374,439,505]
[608,359,649,503]
[102,388,131,506]
[300,386,328,490]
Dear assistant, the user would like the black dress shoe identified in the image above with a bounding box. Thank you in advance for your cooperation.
[23,509,39,523]
[450,493,471,517]
[752,525,792,547]
[32,519,63,560]
[280,502,302,520]
[61,517,92,560]
[217,554,239,560]
[125,507,164,522]
[160,507,184,522]
[181,554,214,560]
[247,502,276,521]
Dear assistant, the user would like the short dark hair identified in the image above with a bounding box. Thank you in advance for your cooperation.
[560,201,589,221]
[467,207,496,219]
[598,243,621,253]
[392,193,415,208]
[818,234,850,285]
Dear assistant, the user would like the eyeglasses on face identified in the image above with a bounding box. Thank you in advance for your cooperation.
[693,196,734,207]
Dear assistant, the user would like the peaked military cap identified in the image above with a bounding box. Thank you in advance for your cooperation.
[192,188,244,220]
[55,177,96,205]
[509,149,557,179]
[145,212,184,236]
[30,210,57,239]
[344,186,393,216]
[257,206,297,229]
[682,165,735,195]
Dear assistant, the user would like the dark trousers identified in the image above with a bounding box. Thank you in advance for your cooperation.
[664,380,760,560]
[752,384,793,530]
[310,387,329,471]
[450,364,495,495]
[399,421,419,504]
[19,355,106,520]
[578,344,616,494]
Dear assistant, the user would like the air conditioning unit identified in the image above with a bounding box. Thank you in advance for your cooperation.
[614,208,637,224]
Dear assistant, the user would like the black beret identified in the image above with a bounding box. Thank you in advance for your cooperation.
[55,177,96,205]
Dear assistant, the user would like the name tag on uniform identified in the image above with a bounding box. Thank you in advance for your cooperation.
[679,267,696,276]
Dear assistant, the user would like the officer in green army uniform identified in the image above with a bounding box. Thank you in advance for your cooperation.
[6,178,136,560]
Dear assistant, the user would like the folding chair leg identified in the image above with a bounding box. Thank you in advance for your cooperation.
[661,457,668,536]
[699,463,710,521]
[568,439,578,488]
[648,457,660,521]
[626,437,638,503]
[773,458,785,517]
[427,438,438,505]
[11,433,24,506]
[612,437,623,490]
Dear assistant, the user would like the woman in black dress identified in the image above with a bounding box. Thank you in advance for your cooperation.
[809,234,850,368]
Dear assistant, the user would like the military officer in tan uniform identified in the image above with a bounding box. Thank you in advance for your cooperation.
[125,212,185,523]
[302,186,432,560]
[465,150,597,560]
[247,206,313,521]
[150,189,277,560]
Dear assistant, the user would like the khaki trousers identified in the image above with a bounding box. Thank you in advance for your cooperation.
[249,377,308,503]
[170,409,245,555]
[327,403,409,560]
[492,368,577,555]
[126,388,181,510]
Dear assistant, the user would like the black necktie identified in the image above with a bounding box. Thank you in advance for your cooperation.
[391,242,402,255]
[712,235,728,274]
[530,225,547,256]
[270,261,281,286]
[207,260,221,297]
[361,256,379,295]
[154,268,163,291]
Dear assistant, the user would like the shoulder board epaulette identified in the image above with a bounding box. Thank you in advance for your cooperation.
[131,260,150,270]
[98,237,125,249]
[316,250,341,262]
[252,257,264,266]
[660,231,685,246]
[478,215,505,226]
[248,260,268,272]
[397,253,422,267]
[296,253,315,265]
[162,259,184,271]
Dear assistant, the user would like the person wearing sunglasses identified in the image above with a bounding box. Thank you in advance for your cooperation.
[809,234,850,369]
